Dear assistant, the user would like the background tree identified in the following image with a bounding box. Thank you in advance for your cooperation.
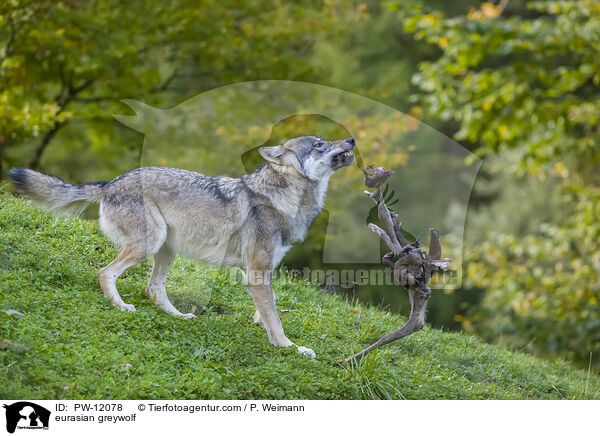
[402,0,600,367]
[0,0,345,180]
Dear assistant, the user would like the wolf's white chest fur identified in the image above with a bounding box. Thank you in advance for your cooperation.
[278,175,329,240]
[268,175,330,269]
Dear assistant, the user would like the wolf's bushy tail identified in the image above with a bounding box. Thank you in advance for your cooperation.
[7,168,105,215]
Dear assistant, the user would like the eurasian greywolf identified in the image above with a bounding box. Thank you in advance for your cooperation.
[8,135,356,357]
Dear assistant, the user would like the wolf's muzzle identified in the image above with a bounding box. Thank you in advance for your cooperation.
[331,138,356,169]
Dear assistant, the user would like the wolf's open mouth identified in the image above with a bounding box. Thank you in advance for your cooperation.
[332,149,355,169]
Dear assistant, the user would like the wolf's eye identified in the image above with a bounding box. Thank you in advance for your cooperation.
[313,141,324,149]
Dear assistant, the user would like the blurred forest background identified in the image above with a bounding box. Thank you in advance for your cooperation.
[1,0,599,370]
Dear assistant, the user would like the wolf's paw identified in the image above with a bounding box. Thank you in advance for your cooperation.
[296,346,316,358]
[180,312,197,319]
[116,303,136,312]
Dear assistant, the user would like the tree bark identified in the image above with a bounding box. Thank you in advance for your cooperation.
[28,79,93,170]
[29,123,64,169]
[340,282,431,366]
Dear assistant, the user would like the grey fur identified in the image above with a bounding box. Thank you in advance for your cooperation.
[7,135,355,358]
[7,168,105,215]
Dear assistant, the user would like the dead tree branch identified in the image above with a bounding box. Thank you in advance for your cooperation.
[338,165,451,367]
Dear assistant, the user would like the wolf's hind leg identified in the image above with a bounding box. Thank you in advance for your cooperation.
[97,198,168,312]
[145,244,196,319]
[99,244,148,312]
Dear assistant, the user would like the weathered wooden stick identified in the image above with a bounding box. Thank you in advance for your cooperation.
[340,283,431,365]
[337,165,451,367]
[377,199,401,248]
[368,223,401,256]
[392,214,410,247]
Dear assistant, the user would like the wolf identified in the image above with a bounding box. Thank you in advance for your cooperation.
[8,135,355,358]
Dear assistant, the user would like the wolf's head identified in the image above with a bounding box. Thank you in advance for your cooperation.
[258,135,355,181]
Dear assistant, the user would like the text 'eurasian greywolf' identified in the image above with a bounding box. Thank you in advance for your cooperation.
[8,136,355,357]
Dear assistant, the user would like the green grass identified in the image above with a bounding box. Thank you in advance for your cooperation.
[1,190,599,400]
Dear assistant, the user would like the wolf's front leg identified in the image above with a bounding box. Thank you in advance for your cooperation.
[245,269,316,358]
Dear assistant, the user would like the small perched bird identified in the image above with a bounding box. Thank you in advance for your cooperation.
[428,228,441,260]
[364,165,395,188]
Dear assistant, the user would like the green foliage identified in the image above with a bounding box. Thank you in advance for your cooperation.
[0,0,345,177]
[401,1,600,367]
[343,351,406,399]
[405,1,600,167]
[464,182,600,367]
[1,191,599,399]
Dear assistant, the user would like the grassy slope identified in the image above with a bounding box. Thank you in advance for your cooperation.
[1,191,599,400]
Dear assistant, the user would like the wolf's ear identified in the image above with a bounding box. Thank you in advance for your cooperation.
[258,145,285,164]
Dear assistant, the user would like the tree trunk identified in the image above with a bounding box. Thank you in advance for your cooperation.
[29,123,64,169]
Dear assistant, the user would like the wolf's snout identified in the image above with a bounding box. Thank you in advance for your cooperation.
[331,138,356,169]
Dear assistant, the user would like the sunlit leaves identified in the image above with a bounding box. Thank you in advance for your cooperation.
[404,1,600,170]
[400,0,600,368]
[0,0,341,172]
